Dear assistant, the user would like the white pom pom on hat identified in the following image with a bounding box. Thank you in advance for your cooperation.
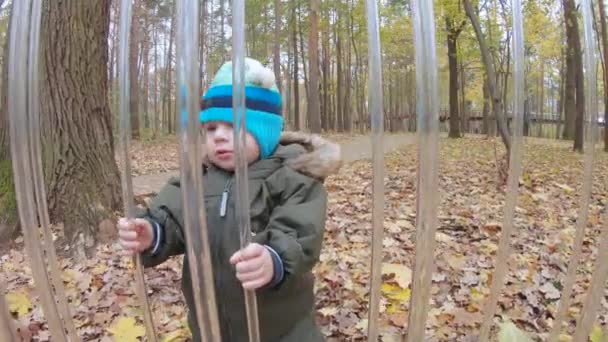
[244,57,277,89]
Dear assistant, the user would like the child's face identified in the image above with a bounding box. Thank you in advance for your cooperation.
[203,121,260,171]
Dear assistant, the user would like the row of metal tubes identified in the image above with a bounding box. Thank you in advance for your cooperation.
[2,0,605,341]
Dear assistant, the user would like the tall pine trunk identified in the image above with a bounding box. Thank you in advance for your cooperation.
[129,0,141,139]
[308,0,321,133]
[598,0,608,152]
[0,3,18,240]
[273,0,281,91]
[563,0,585,152]
[446,17,462,138]
[291,3,300,130]
[564,41,576,140]
[321,27,330,131]
[40,0,122,256]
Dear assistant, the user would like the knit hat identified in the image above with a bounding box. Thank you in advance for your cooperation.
[200,58,283,159]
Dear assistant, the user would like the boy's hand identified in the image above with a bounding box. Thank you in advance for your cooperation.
[229,243,274,290]
[117,218,154,256]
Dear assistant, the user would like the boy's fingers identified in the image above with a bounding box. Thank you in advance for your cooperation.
[235,257,263,274]
[229,251,242,265]
[118,229,137,241]
[241,244,264,259]
[119,240,141,251]
[242,279,264,290]
[236,267,264,282]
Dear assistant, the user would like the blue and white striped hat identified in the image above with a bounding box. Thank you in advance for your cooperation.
[200,58,283,159]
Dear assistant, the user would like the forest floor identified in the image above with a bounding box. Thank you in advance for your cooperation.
[1,134,608,341]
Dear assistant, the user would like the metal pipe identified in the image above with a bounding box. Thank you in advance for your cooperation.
[364,0,385,339]
[478,0,525,339]
[8,0,67,339]
[174,0,222,341]
[232,1,261,341]
[570,0,603,337]
[407,0,441,340]
[27,0,79,339]
[117,0,158,340]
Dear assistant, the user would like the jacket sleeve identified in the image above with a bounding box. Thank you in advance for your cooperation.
[136,177,186,268]
[253,167,327,288]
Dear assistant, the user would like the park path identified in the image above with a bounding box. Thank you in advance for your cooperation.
[132,133,416,196]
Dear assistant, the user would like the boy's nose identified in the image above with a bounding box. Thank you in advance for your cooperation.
[214,125,231,141]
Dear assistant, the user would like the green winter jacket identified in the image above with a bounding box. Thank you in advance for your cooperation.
[138,132,342,342]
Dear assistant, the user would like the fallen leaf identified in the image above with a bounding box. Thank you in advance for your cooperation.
[498,318,532,342]
[382,263,412,288]
[6,291,32,317]
[107,317,145,342]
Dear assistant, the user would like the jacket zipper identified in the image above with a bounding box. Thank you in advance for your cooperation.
[219,177,232,217]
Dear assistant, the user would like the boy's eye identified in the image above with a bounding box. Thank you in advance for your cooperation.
[204,124,217,132]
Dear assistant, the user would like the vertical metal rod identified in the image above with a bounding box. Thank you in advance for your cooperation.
[570,0,603,338]
[407,0,440,340]
[478,0,525,339]
[175,0,222,340]
[27,0,79,339]
[364,0,385,340]
[547,2,599,334]
[232,1,261,341]
[8,0,67,340]
[117,1,158,340]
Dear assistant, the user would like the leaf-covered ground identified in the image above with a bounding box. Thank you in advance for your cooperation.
[2,136,608,341]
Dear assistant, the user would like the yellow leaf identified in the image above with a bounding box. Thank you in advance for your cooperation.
[386,303,405,314]
[555,183,575,194]
[381,263,412,288]
[590,325,604,342]
[161,328,191,342]
[107,317,145,342]
[6,291,32,317]
[498,319,532,342]
[470,288,485,302]
[382,283,411,302]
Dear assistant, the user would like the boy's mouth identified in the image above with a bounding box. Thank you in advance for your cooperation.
[216,149,234,160]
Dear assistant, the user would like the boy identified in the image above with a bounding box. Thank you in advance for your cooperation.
[118,58,341,341]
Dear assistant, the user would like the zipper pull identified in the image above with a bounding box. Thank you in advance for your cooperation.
[220,191,228,217]
[219,178,232,217]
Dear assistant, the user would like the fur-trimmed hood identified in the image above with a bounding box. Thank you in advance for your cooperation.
[277,131,342,180]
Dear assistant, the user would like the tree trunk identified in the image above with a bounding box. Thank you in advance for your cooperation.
[563,0,585,152]
[0,2,18,240]
[598,0,608,151]
[142,5,150,131]
[463,0,511,153]
[557,43,565,138]
[129,0,141,139]
[291,3,300,130]
[344,29,352,133]
[336,32,344,132]
[321,27,329,131]
[297,4,308,112]
[564,39,577,140]
[459,58,467,134]
[165,13,175,134]
[538,63,544,136]
[40,0,122,256]
[446,17,461,138]
[482,80,490,135]
[273,0,281,90]
[308,0,321,133]
[153,24,159,138]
